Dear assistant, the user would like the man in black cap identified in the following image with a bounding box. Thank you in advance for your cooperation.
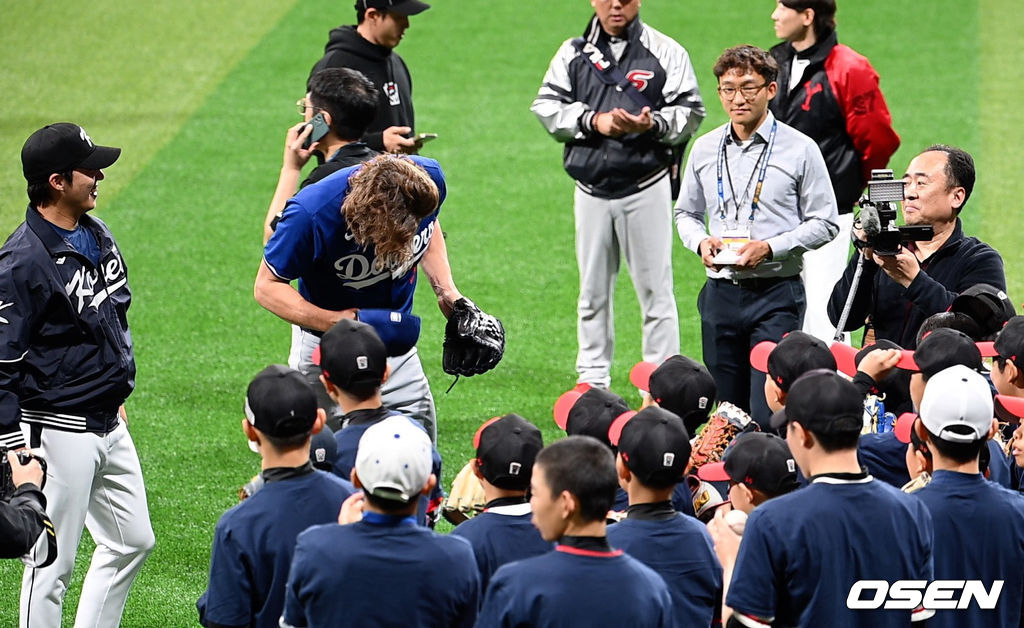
[714,369,934,626]
[607,407,723,626]
[2,123,155,627]
[749,330,837,422]
[451,414,552,594]
[317,318,443,525]
[197,365,354,628]
[949,283,1015,341]
[309,0,431,154]
[698,432,800,515]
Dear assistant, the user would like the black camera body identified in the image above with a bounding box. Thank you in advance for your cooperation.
[855,169,934,256]
[0,447,46,500]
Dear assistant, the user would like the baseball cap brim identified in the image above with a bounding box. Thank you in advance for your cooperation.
[830,342,859,377]
[78,145,121,171]
[696,460,731,483]
[750,340,777,373]
[896,350,919,371]
[769,407,788,429]
[629,361,657,393]
[553,384,591,430]
[977,341,998,358]
[607,410,636,446]
[995,395,1024,422]
[894,412,917,444]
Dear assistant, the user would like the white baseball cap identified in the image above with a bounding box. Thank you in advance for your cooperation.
[919,365,994,443]
[355,416,432,502]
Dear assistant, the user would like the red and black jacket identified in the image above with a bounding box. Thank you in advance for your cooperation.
[770,31,900,214]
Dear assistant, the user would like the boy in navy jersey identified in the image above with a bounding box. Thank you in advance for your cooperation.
[197,365,355,628]
[749,330,836,415]
[318,317,443,525]
[450,413,552,594]
[281,416,479,627]
[608,407,722,626]
[698,432,799,515]
[912,365,1024,628]
[715,369,934,627]
[478,436,675,626]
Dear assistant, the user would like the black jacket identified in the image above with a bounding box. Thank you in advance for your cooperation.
[301,142,378,189]
[0,206,135,449]
[0,484,47,559]
[310,26,415,153]
[828,219,1006,348]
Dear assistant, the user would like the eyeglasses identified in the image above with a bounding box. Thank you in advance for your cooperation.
[717,83,767,101]
[295,98,320,116]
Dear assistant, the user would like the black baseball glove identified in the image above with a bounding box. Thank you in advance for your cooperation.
[442,298,505,376]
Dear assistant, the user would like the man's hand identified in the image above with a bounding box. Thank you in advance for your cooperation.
[735,240,772,269]
[857,348,901,382]
[699,237,725,270]
[283,122,318,171]
[338,491,365,525]
[594,107,654,137]
[382,126,417,154]
[852,226,875,260]
[707,507,743,570]
[873,246,920,288]
[9,451,43,489]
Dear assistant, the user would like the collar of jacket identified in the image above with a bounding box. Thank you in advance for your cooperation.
[911,217,965,262]
[582,13,643,46]
[25,204,99,262]
[779,28,837,67]
[330,24,392,62]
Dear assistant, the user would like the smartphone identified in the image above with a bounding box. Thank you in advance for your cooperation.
[415,132,438,144]
[302,112,330,149]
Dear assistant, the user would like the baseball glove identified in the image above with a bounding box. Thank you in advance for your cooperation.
[687,401,760,473]
[442,459,487,525]
[442,298,505,376]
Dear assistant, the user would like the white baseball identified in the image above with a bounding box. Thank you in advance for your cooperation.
[724,508,747,536]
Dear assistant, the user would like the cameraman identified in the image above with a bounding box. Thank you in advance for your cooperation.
[1,451,48,559]
[828,145,1005,348]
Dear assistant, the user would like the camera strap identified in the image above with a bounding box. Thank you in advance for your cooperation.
[570,38,655,110]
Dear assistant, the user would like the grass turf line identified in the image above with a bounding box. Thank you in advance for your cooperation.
[0,0,1005,625]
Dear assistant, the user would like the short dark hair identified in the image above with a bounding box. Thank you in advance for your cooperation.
[916,311,984,345]
[307,68,380,141]
[27,170,73,206]
[926,426,987,464]
[714,45,779,84]
[798,422,861,453]
[535,436,617,524]
[923,144,975,212]
[263,431,311,452]
[780,0,837,40]
[365,491,417,513]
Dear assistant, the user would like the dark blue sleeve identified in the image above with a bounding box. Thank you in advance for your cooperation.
[0,254,36,449]
[280,531,312,628]
[726,509,780,621]
[986,439,1011,488]
[476,565,518,628]
[199,519,254,627]
[263,201,317,282]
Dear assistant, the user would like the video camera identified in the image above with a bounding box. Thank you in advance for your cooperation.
[854,169,934,256]
[0,447,46,501]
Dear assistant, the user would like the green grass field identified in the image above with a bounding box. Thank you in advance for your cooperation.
[0,1,1020,625]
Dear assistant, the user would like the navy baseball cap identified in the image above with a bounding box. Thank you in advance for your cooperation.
[994,316,1024,371]
[630,356,716,433]
[950,284,1015,338]
[698,433,799,496]
[898,328,982,378]
[22,123,121,184]
[357,0,430,15]
[318,319,387,391]
[245,365,319,438]
[616,407,691,488]
[309,425,337,471]
[770,369,863,436]
[474,414,543,490]
[751,331,836,392]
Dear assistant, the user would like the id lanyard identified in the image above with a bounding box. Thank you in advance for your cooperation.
[715,120,778,231]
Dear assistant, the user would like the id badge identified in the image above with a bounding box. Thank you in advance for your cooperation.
[713,227,750,265]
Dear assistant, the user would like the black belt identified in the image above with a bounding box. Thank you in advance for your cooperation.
[713,275,797,291]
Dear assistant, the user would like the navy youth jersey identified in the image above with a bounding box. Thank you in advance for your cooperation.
[197,468,354,628]
[478,544,674,627]
[281,513,479,627]
[450,503,554,594]
[728,475,934,627]
[916,470,1024,628]
[263,156,446,314]
[608,514,721,626]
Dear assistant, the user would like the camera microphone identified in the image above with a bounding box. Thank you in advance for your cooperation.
[859,205,881,237]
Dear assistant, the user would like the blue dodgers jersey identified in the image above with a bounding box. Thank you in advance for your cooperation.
[197,471,355,628]
[727,478,934,628]
[281,518,479,628]
[478,546,675,627]
[263,156,447,313]
[450,507,554,594]
[915,471,1024,628]
[608,515,722,626]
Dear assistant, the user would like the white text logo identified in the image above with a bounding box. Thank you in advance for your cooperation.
[847,580,1003,611]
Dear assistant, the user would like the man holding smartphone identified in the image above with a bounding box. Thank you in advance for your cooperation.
[309,0,431,154]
